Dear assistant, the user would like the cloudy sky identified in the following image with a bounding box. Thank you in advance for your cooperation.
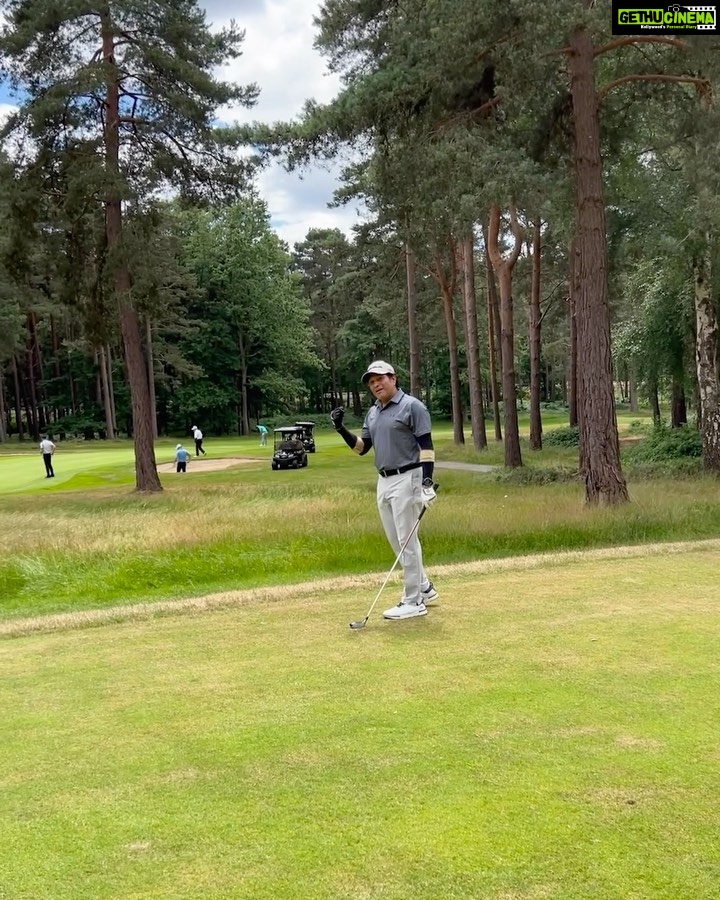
[0,0,363,250]
[202,0,364,248]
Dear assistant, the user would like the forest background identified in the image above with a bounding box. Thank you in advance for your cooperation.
[0,0,719,505]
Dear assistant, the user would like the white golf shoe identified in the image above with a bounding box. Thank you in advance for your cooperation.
[422,582,438,604]
[383,601,427,620]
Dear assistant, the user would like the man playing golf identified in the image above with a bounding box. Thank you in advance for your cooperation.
[331,360,438,620]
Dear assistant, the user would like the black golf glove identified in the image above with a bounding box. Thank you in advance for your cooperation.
[330,407,345,430]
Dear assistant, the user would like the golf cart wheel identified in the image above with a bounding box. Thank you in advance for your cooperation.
[271,462,279,470]
[302,456,308,467]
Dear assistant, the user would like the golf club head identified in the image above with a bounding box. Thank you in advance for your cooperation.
[349,618,368,630]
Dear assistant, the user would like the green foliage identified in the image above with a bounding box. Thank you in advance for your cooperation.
[494,465,579,486]
[176,200,323,430]
[624,423,702,463]
[0,0,259,201]
[543,425,580,447]
[50,413,107,439]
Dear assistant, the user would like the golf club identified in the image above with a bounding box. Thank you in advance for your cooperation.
[349,506,428,630]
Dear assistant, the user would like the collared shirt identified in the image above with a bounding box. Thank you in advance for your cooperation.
[40,439,55,454]
[175,448,190,462]
[361,389,431,471]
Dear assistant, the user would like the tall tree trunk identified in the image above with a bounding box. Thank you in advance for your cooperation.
[529,219,543,450]
[145,316,158,439]
[67,344,77,416]
[431,239,464,445]
[28,311,48,429]
[568,240,579,428]
[405,243,421,398]
[239,334,250,436]
[487,205,522,468]
[671,376,687,427]
[11,355,24,440]
[50,314,63,423]
[102,9,161,491]
[98,344,116,439]
[648,377,661,424]
[461,231,487,450]
[51,314,62,381]
[628,372,638,413]
[106,344,117,435]
[24,320,39,439]
[693,248,720,469]
[0,370,7,442]
[568,23,628,504]
[484,229,502,442]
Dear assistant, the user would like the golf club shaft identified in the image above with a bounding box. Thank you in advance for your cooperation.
[360,506,427,623]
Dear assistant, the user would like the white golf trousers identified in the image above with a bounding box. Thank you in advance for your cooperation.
[376,467,429,605]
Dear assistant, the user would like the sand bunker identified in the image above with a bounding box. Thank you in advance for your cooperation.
[157,457,260,474]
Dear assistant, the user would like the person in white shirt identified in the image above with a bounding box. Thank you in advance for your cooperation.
[190,425,207,456]
[39,436,56,478]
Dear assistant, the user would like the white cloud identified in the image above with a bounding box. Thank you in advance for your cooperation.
[211,0,341,125]
[257,163,364,249]
[203,0,365,247]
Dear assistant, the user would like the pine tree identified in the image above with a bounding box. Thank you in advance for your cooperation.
[0,0,258,489]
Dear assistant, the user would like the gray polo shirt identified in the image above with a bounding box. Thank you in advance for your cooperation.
[361,389,432,471]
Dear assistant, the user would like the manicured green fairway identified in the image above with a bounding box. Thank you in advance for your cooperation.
[0,437,267,494]
[2,546,720,899]
[0,444,136,492]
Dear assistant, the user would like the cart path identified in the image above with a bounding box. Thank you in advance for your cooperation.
[436,460,498,473]
[4,537,720,639]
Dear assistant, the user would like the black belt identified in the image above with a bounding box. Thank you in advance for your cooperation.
[377,463,421,478]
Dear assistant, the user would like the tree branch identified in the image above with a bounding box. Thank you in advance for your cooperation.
[597,73,711,102]
[508,203,523,269]
[433,97,500,136]
[594,35,688,56]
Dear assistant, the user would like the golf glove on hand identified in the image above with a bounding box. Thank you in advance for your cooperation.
[330,407,345,430]
[422,478,437,509]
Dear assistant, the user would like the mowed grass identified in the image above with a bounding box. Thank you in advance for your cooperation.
[2,547,720,899]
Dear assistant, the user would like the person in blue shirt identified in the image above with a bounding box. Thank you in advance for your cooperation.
[257,424,268,446]
[174,443,190,473]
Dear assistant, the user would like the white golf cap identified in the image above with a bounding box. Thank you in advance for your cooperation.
[361,360,396,384]
[176,444,182,449]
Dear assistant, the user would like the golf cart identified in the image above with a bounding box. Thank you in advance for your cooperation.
[294,421,317,453]
[271,426,308,470]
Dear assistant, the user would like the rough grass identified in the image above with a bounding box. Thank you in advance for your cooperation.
[3,428,720,622]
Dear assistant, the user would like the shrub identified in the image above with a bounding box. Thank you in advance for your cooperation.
[623,423,702,463]
[543,426,580,447]
[540,401,569,411]
[494,465,580,486]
